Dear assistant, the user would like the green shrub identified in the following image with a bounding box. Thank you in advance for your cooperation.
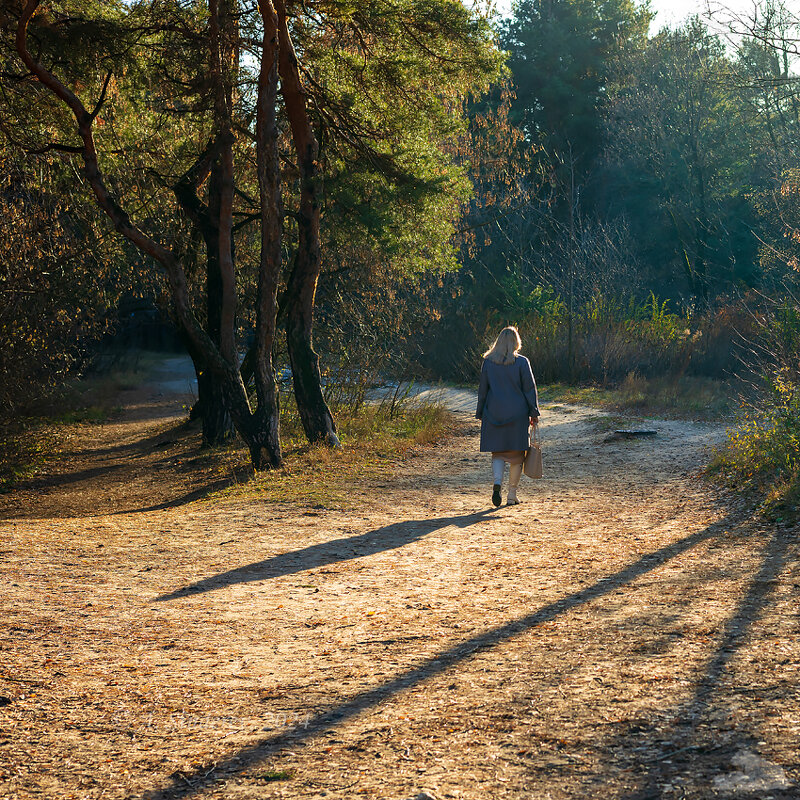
[710,367,800,519]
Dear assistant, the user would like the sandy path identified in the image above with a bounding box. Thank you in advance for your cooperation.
[2,379,798,800]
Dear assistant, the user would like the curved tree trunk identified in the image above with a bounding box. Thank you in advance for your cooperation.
[275,0,339,447]
[173,140,236,447]
[285,272,338,446]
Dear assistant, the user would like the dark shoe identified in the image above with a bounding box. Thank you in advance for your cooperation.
[492,484,502,507]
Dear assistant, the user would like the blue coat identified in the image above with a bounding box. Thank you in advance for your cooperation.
[476,355,540,452]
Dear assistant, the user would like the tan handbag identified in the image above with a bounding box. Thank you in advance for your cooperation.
[524,426,543,479]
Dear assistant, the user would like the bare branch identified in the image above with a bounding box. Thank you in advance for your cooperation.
[28,141,84,155]
[88,70,113,121]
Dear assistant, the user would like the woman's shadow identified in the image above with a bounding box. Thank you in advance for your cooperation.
[155,507,498,602]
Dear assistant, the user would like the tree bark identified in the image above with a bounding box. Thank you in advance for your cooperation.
[202,160,236,445]
[178,325,234,447]
[248,0,284,469]
[275,0,340,446]
[174,143,235,446]
[211,0,238,365]
[205,0,240,441]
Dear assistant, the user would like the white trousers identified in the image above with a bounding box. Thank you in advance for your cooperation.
[492,458,522,488]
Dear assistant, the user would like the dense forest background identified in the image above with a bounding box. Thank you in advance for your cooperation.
[2,0,800,480]
[426,0,800,387]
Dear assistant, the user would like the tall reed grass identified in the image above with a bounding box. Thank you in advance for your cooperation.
[485,290,750,386]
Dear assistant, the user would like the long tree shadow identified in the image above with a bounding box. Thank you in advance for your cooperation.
[0,419,242,519]
[607,525,797,799]
[15,462,126,490]
[145,513,738,799]
[119,478,243,514]
[154,508,499,601]
[54,426,185,460]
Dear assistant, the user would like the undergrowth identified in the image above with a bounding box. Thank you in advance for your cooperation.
[0,429,50,493]
[709,368,800,521]
[0,344,452,504]
[0,408,120,493]
[0,352,157,493]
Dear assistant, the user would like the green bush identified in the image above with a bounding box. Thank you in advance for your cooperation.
[710,367,800,518]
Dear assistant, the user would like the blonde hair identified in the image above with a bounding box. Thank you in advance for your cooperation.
[483,326,522,365]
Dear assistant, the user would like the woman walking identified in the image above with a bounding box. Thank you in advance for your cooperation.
[476,326,540,506]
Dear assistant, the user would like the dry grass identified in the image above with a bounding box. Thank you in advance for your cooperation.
[215,404,455,509]
[0,363,454,518]
[541,375,737,421]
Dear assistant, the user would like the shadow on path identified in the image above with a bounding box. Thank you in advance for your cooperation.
[610,525,796,799]
[119,479,241,515]
[155,508,498,601]
[145,512,738,799]
[17,463,125,490]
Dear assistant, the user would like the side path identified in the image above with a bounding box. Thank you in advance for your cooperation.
[2,387,799,800]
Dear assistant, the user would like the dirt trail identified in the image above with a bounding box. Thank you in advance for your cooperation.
[2,366,799,800]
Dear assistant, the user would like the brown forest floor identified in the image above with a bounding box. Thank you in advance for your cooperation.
[1,364,799,800]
